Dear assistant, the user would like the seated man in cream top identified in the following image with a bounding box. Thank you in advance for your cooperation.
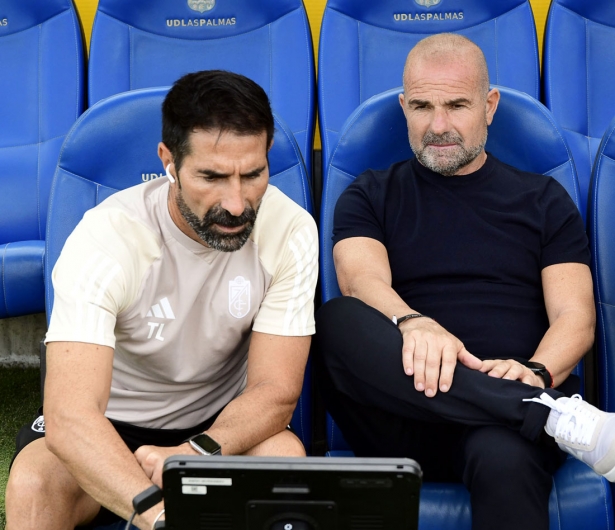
[6,70,318,530]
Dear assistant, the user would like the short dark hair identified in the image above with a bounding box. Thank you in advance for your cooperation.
[162,70,274,171]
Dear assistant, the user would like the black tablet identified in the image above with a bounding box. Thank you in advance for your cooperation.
[162,455,422,530]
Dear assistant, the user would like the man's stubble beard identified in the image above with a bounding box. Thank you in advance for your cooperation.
[175,189,259,252]
[411,122,488,177]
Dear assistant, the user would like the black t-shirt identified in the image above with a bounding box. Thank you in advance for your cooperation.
[333,155,590,360]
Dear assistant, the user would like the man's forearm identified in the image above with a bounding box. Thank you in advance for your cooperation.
[204,382,297,455]
[342,274,415,321]
[531,310,595,387]
[45,409,157,528]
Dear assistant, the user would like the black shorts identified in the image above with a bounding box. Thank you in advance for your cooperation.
[12,407,223,528]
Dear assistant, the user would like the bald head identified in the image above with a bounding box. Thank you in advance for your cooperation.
[398,33,500,176]
[403,34,490,98]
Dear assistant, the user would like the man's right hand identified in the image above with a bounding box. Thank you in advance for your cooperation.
[399,318,482,397]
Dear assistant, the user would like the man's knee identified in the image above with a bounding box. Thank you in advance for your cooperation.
[6,438,99,529]
[7,439,60,502]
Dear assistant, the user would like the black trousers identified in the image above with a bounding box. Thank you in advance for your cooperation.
[313,297,575,530]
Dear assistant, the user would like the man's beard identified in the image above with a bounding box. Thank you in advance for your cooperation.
[411,127,487,177]
[176,190,259,252]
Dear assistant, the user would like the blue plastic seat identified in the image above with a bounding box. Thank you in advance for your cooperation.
[87,0,315,177]
[588,116,615,415]
[0,0,85,318]
[319,85,611,529]
[48,86,313,530]
[543,0,615,223]
[317,0,541,174]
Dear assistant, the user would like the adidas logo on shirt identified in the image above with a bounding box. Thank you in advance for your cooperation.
[147,297,176,319]
[146,297,175,341]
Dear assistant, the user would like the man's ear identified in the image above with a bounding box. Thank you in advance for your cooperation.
[399,92,411,122]
[399,93,407,112]
[485,88,500,126]
[158,142,173,168]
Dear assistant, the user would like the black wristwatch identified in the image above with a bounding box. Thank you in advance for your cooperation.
[523,361,554,389]
[185,433,221,456]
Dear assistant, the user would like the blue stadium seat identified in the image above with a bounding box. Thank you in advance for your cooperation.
[589,116,615,415]
[0,0,85,319]
[319,86,611,529]
[87,0,315,177]
[543,0,615,223]
[45,90,313,530]
[317,0,541,173]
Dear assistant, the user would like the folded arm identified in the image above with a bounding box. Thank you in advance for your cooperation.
[135,332,310,485]
[480,262,595,388]
[334,237,481,398]
[202,332,310,454]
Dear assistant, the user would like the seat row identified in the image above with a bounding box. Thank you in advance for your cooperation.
[47,83,614,530]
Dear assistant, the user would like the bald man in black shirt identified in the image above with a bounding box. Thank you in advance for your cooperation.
[314,33,615,530]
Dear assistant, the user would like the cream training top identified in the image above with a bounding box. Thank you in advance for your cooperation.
[46,178,318,429]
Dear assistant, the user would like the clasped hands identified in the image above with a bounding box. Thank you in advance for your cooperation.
[399,318,545,397]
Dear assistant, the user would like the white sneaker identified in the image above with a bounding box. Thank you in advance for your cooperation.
[524,393,615,481]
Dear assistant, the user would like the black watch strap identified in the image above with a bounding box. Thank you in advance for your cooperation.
[393,313,430,327]
[523,361,554,389]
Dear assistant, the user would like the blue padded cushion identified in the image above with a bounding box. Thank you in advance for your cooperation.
[0,241,45,319]
[0,0,84,318]
[88,0,315,175]
[318,0,540,169]
[320,87,584,411]
[46,86,313,451]
[543,0,615,223]
[589,115,615,414]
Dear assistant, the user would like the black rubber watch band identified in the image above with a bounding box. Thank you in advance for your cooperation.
[393,313,430,327]
[522,361,554,389]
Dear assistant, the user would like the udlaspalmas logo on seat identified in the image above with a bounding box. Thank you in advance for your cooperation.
[415,0,442,7]
[188,0,215,13]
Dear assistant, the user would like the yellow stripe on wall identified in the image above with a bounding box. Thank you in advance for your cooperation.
[73,0,98,50]
[530,0,551,63]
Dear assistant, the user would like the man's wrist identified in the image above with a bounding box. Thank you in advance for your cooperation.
[521,360,554,388]
[184,433,222,456]
[396,314,436,330]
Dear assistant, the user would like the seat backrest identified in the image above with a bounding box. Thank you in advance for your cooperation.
[88,0,315,176]
[0,0,84,246]
[46,87,314,451]
[318,0,540,171]
[543,0,615,222]
[320,85,582,451]
[588,115,615,413]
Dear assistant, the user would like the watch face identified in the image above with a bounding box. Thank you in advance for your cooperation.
[191,434,221,455]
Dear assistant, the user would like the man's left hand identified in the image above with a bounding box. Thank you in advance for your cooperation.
[134,443,196,487]
[477,359,545,388]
